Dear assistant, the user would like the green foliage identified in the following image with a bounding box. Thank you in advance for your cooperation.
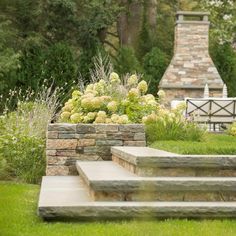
[228,121,236,136]
[136,1,153,60]
[144,103,206,143]
[77,0,121,48]
[0,133,45,184]
[78,46,106,83]
[60,68,157,124]
[0,157,9,180]
[0,109,46,183]
[42,42,78,88]
[146,121,205,143]
[17,37,45,90]
[44,0,78,43]
[200,0,236,44]
[151,134,236,155]
[18,41,78,91]
[14,0,41,37]
[210,42,236,97]
[0,84,61,183]
[143,47,169,94]
[0,20,20,93]
[114,46,142,75]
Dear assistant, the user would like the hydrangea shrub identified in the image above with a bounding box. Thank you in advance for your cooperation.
[60,73,158,124]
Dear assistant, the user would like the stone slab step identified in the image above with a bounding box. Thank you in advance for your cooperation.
[76,161,236,201]
[111,147,236,177]
[38,176,236,219]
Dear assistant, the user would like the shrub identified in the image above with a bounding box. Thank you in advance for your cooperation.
[228,122,236,136]
[0,83,62,183]
[60,72,158,124]
[0,104,48,183]
[42,42,78,88]
[0,156,9,180]
[143,47,169,94]
[114,46,142,75]
[144,99,206,143]
[17,37,45,91]
[210,42,236,97]
[17,41,78,94]
[0,132,45,184]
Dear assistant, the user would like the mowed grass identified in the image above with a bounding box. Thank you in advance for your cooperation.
[150,133,236,154]
[0,182,236,236]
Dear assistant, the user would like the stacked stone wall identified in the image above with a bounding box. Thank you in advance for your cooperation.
[46,123,146,175]
[163,88,222,104]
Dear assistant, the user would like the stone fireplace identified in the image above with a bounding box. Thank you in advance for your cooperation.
[159,11,224,103]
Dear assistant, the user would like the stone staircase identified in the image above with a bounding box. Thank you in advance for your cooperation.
[38,147,236,220]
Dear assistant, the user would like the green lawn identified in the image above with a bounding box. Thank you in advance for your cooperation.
[0,182,236,236]
[150,134,236,155]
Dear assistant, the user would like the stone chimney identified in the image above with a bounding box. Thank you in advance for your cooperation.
[159,11,224,103]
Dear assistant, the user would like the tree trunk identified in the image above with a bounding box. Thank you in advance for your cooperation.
[146,0,157,33]
[117,0,143,48]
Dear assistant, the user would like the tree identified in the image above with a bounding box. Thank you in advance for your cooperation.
[0,19,20,93]
[114,46,142,75]
[210,43,236,97]
[200,0,236,45]
[143,47,169,94]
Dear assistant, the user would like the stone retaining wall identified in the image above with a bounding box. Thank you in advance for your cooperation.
[46,123,146,175]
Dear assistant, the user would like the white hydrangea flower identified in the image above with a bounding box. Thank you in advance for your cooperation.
[107,101,118,113]
[81,98,92,109]
[72,90,82,98]
[147,100,157,106]
[137,80,148,94]
[144,94,155,101]
[118,115,129,124]
[70,113,82,123]
[111,114,120,123]
[105,118,112,124]
[92,97,102,109]
[62,103,73,112]
[109,72,120,84]
[94,116,106,124]
[127,74,138,86]
[157,90,166,99]
[128,88,139,99]
[97,111,107,118]
[85,84,94,92]
[60,111,71,120]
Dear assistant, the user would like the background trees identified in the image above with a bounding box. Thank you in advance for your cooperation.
[0,0,235,103]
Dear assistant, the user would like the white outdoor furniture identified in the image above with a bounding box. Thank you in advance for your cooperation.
[185,98,236,130]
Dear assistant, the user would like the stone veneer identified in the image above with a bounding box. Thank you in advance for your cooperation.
[46,123,146,175]
[159,11,224,104]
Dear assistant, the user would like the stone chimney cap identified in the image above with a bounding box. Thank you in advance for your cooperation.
[176,11,210,24]
[176,11,210,16]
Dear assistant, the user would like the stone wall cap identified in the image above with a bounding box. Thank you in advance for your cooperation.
[111,147,236,168]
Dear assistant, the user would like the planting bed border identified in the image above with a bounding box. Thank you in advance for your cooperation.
[46,123,146,175]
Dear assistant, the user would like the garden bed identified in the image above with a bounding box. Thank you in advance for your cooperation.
[46,123,146,175]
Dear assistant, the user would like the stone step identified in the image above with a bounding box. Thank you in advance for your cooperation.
[76,161,236,201]
[38,176,236,220]
[111,146,236,177]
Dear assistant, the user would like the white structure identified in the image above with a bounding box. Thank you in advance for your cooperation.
[222,84,228,98]
[204,84,209,98]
